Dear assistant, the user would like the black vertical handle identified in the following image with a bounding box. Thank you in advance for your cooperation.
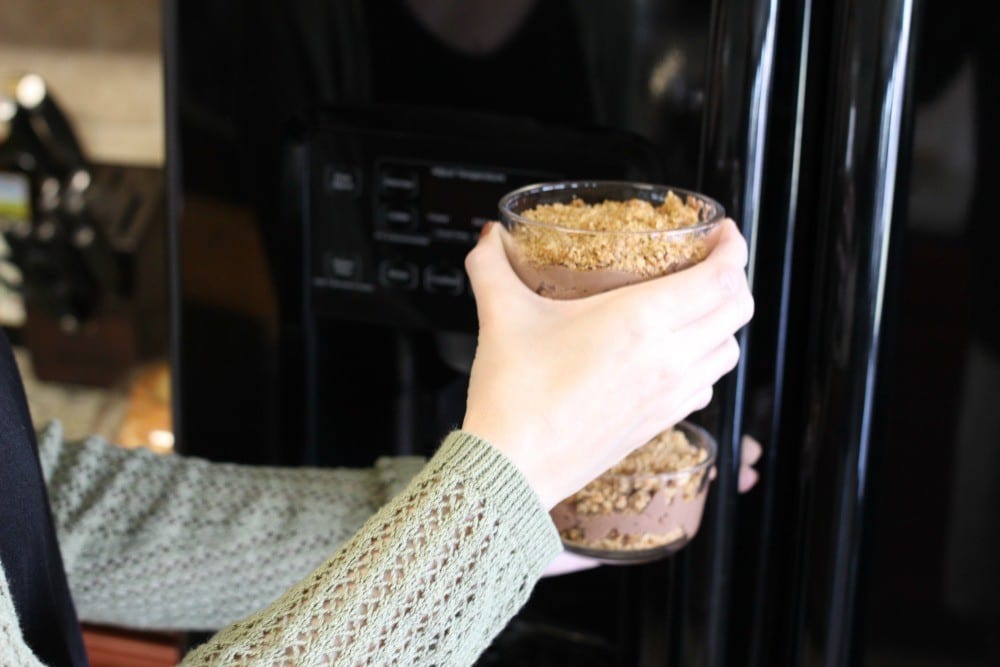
[682,0,780,665]
[791,0,918,664]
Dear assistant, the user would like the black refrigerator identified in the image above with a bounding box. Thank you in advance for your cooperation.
[164,0,999,664]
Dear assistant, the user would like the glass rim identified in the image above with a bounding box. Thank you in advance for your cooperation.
[498,180,726,238]
[599,420,718,482]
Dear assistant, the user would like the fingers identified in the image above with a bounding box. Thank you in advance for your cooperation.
[662,335,741,397]
[739,436,762,492]
[670,284,754,361]
[614,219,750,330]
[465,223,535,321]
[639,385,713,441]
[675,386,714,420]
[741,435,762,465]
[644,336,738,432]
[738,466,760,493]
[705,218,750,267]
[541,551,602,577]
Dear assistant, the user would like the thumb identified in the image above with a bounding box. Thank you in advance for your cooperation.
[465,222,534,319]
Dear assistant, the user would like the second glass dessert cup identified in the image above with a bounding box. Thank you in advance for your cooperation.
[550,421,717,564]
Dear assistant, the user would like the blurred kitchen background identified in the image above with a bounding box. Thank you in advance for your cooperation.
[0,0,170,446]
[1,3,176,661]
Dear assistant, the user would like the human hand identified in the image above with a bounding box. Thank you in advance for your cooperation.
[541,551,602,577]
[738,435,762,492]
[462,219,754,510]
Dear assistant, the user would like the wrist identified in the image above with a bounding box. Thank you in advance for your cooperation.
[460,418,559,510]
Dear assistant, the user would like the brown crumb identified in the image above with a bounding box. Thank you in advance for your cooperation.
[522,192,703,232]
[512,192,712,278]
[607,427,707,475]
[569,429,708,517]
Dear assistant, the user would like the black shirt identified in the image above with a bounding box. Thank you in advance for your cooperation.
[0,331,88,666]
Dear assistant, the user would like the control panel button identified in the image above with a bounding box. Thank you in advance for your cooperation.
[424,265,465,296]
[325,253,362,281]
[379,260,419,290]
[324,165,361,196]
[431,228,473,244]
[377,204,419,231]
[378,167,420,198]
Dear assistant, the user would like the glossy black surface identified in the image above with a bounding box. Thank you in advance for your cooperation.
[167,1,714,663]
[727,0,1000,663]
[167,1,999,665]
[853,0,1000,663]
[741,0,819,664]
[166,1,712,470]
[795,0,916,663]
[667,0,779,665]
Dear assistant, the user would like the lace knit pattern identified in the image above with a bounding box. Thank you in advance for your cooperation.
[182,432,559,665]
[1,426,561,666]
[0,569,44,667]
[37,422,427,631]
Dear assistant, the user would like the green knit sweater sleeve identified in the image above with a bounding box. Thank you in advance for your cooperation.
[35,421,427,631]
[12,422,561,666]
[180,431,561,665]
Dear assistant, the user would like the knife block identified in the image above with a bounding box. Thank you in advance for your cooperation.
[17,164,167,387]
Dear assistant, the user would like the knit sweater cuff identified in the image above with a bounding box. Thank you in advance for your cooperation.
[434,430,562,576]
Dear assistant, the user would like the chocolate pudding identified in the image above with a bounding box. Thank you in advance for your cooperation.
[550,425,715,560]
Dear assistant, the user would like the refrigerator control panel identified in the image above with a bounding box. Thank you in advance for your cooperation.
[307,109,662,332]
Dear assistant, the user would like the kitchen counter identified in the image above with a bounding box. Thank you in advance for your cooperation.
[15,345,172,451]
[15,345,129,441]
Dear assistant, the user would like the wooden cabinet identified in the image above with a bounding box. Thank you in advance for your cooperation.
[82,625,181,667]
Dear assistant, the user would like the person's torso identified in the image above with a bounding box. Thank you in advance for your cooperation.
[0,332,88,666]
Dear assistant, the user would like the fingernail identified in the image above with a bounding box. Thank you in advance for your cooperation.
[478,221,494,240]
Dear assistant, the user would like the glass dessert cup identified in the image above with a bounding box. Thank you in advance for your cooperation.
[498,181,725,300]
[549,421,717,564]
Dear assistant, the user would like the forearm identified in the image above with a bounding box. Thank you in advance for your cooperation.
[181,432,561,666]
[38,422,425,630]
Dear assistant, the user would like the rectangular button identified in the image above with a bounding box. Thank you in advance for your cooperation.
[325,253,362,280]
[379,260,419,290]
[378,168,420,198]
[431,228,473,244]
[324,165,361,196]
[424,266,465,296]
[378,205,418,231]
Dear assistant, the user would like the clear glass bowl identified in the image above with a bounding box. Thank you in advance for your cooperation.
[549,421,717,564]
[498,181,725,299]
